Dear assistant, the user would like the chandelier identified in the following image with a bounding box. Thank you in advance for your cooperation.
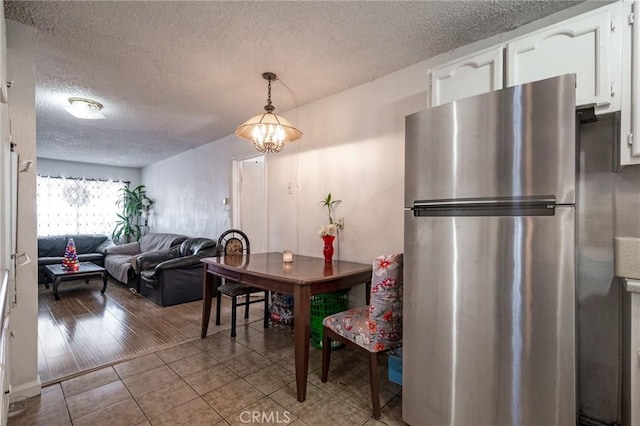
[235,72,303,153]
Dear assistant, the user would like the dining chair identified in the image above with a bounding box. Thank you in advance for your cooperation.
[321,253,403,419]
[215,229,269,338]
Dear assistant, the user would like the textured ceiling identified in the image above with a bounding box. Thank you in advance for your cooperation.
[5,0,584,168]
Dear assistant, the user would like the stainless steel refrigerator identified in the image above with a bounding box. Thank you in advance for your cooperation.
[403,74,576,425]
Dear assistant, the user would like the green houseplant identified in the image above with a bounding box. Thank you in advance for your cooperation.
[112,184,154,243]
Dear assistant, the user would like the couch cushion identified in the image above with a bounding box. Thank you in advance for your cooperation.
[77,253,105,264]
[38,256,64,267]
[38,236,68,257]
[179,238,217,256]
[72,235,110,254]
[139,233,188,253]
[105,254,134,284]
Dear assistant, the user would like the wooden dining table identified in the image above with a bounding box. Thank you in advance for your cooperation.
[200,252,372,402]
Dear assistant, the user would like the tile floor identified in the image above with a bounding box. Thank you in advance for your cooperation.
[8,321,406,426]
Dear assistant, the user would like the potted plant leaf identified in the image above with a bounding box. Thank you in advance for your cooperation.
[112,184,154,243]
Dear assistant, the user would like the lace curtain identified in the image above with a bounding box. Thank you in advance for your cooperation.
[37,175,125,237]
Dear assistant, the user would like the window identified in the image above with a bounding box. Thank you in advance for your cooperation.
[37,175,125,237]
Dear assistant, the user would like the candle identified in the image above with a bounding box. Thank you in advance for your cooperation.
[283,250,293,263]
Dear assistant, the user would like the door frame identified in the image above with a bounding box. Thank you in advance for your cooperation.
[231,153,268,251]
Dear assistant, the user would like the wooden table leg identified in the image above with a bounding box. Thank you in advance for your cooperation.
[201,268,214,338]
[101,272,108,294]
[293,285,311,402]
[53,277,61,301]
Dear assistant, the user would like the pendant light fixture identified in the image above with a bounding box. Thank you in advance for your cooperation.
[235,72,302,153]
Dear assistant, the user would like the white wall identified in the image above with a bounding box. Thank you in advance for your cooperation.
[6,20,39,398]
[37,158,142,187]
[142,133,254,239]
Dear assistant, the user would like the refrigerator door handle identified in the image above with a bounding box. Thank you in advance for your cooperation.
[412,196,557,217]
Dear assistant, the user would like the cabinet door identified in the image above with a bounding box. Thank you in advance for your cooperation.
[507,3,622,115]
[621,0,640,165]
[429,47,503,107]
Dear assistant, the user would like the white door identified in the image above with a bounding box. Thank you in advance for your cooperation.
[233,155,267,253]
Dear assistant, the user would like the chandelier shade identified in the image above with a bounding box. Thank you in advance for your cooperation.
[235,72,302,153]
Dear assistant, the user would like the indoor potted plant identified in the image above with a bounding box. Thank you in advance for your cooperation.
[112,184,154,243]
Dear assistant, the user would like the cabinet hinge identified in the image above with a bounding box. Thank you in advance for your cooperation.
[629,11,635,26]
[628,131,634,147]
[611,81,616,97]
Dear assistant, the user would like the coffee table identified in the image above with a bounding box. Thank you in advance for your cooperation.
[43,262,108,300]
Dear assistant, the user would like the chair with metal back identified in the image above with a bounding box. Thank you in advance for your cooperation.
[215,229,269,337]
[321,253,403,419]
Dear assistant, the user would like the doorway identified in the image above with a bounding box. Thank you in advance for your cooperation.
[232,154,267,253]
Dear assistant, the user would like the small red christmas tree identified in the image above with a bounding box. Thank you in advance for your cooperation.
[62,238,80,271]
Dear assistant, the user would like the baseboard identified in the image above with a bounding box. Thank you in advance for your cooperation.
[9,377,42,398]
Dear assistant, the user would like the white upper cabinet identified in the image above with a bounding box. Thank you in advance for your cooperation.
[429,47,503,107]
[507,3,623,115]
[620,0,640,166]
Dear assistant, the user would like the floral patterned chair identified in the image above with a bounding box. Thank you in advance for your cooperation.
[321,253,403,419]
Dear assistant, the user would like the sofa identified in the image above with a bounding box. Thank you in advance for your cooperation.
[38,235,115,284]
[138,237,217,306]
[104,233,188,292]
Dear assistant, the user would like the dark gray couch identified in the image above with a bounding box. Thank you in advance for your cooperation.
[104,233,188,292]
[138,237,217,306]
[38,235,115,284]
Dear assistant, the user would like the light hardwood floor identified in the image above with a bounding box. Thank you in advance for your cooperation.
[37,277,255,384]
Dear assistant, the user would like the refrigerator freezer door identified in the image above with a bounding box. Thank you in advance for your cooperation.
[405,74,576,206]
[402,207,575,426]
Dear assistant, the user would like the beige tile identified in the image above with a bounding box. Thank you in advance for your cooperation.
[183,364,239,395]
[205,341,251,363]
[263,347,295,368]
[240,334,294,355]
[300,396,370,426]
[201,378,264,418]
[150,397,222,426]
[214,420,231,425]
[222,351,272,377]
[61,366,120,398]
[378,394,407,426]
[225,396,295,426]
[66,380,132,420]
[135,379,198,418]
[307,353,368,394]
[244,364,294,395]
[114,353,165,379]
[363,359,402,394]
[286,421,309,426]
[336,378,395,415]
[134,422,151,426]
[168,351,219,378]
[7,384,70,426]
[190,334,233,352]
[156,342,202,364]
[363,419,387,425]
[72,398,146,426]
[220,321,264,341]
[270,382,332,418]
[122,364,180,397]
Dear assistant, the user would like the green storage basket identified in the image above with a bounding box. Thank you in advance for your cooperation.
[310,289,350,350]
